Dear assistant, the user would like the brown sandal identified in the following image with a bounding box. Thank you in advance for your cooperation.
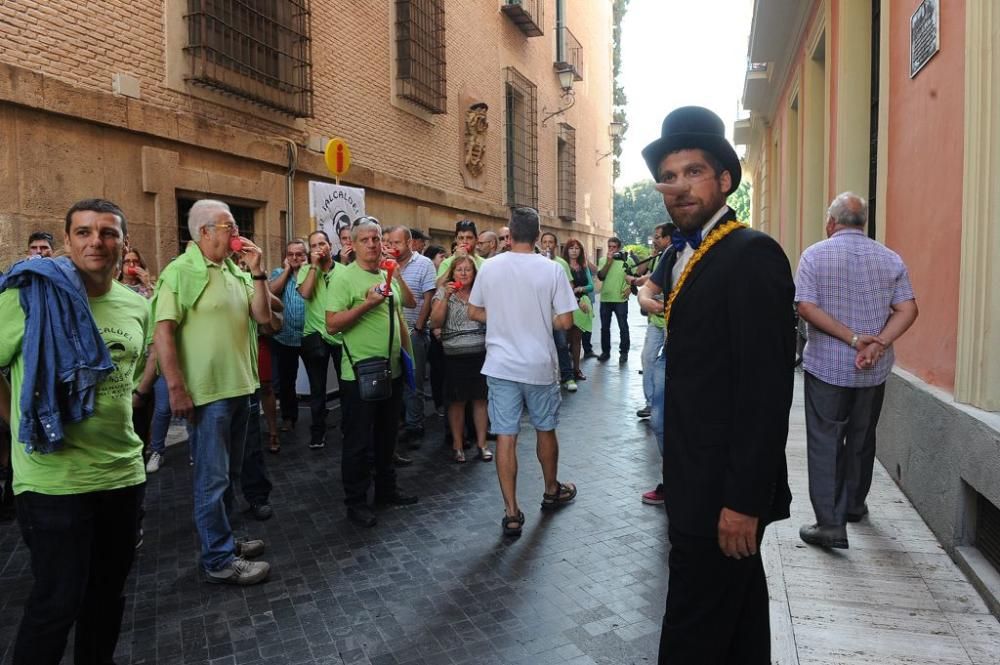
[268,433,280,454]
[541,481,577,509]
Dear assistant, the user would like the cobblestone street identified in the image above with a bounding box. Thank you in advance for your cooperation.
[1,311,998,664]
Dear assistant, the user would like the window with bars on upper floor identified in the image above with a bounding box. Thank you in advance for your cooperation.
[395,0,447,114]
[505,67,538,210]
[184,0,314,117]
[557,123,576,221]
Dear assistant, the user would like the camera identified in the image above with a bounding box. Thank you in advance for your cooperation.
[612,251,628,261]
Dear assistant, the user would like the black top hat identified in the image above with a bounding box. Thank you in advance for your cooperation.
[641,106,741,195]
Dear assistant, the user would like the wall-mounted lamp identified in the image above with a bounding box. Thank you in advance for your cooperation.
[541,67,577,126]
[595,121,626,164]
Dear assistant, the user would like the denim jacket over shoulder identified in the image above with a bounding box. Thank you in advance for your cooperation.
[0,256,114,454]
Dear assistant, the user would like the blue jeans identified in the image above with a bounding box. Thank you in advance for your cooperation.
[553,329,573,383]
[188,395,249,572]
[149,375,172,454]
[600,301,630,356]
[402,328,429,429]
[651,353,666,456]
[642,324,665,408]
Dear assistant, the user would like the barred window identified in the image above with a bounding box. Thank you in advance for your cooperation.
[505,68,538,209]
[184,0,314,117]
[557,123,576,221]
[395,0,447,113]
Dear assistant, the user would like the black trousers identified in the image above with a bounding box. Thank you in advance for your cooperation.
[339,378,402,505]
[427,335,445,409]
[600,301,630,355]
[658,527,770,665]
[13,483,144,665]
[271,338,305,423]
[301,334,343,446]
[240,389,272,506]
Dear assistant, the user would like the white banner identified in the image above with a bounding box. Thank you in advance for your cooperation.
[307,181,366,252]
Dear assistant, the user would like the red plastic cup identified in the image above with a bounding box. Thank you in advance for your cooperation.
[125,266,138,277]
[449,281,463,290]
[229,237,244,253]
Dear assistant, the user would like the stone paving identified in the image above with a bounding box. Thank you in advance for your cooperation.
[1,309,998,664]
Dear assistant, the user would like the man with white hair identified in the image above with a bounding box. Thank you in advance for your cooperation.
[153,199,273,585]
[795,192,918,549]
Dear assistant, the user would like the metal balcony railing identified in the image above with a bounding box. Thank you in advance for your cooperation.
[500,0,544,37]
[554,25,583,81]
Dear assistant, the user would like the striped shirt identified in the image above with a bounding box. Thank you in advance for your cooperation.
[398,252,437,329]
[795,229,915,387]
[270,266,306,347]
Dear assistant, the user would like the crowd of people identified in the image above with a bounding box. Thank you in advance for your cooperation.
[0,105,919,665]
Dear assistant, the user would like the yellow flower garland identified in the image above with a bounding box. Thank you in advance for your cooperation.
[662,220,745,329]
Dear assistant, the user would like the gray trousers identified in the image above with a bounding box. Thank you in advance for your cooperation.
[804,372,886,526]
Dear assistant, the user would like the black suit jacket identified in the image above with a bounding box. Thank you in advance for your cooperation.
[662,208,795,539]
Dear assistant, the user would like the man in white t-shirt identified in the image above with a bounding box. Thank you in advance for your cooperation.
[468,207,579,537]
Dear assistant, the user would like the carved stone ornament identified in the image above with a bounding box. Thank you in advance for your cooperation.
[464,102,489,177]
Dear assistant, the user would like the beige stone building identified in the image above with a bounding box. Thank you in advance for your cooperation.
[0,0,617,272]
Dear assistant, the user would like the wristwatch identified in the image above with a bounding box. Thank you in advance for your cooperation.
[849,333,859,349]
[252,273,267,280]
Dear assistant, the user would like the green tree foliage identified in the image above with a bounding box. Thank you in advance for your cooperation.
[611,0,630,180]
[728,180,752,223]
[613,180,668,245]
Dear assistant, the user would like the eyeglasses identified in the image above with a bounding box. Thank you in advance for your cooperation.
[208,222,239,234]
[498,235,510,240]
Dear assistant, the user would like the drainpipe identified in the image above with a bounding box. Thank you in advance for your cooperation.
[281,139,298,244]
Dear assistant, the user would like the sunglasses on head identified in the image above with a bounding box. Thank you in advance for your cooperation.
[455,221,476,232]
[352,216,381,228]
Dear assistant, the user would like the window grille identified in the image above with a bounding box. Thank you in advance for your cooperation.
[500,0,544,37]
[505,67,538,209]
[977,492,1000,574]
[395,0,447,113]
[554,26,583,81]
[557,123,576,221]
[184,0,314,117]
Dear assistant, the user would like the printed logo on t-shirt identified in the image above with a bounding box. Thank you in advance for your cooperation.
[99,326,140,401]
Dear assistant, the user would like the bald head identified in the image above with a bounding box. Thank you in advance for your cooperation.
[827,192,868,228]
[498,226,511,251]
[477,231,499,258]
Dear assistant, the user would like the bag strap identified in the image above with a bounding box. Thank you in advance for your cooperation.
[341,290,394,367]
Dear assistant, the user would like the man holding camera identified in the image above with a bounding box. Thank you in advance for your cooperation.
[326,219,418,529]
[596,237,635,364]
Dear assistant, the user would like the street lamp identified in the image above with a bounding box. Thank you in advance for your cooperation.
[596,121,626,164]
[541,67,577,126]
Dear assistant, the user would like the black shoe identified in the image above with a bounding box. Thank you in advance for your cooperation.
[799,523,849,549]
[249,503,274,521]
[583,350,598,359]
[636,406,651,419]
[846,504,869,523]
[374,491,419,507]
[393,453,413,467]
[347,505,377,527]
[597,353,610,362]
[308,439,326,450]
[619,354,628,365]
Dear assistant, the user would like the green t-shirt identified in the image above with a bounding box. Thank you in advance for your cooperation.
[296,263,342,345]
[553,256,573,281]
[155,258,256,406]
[598,256,634,303]
[326,262,404,382]
[436,254,485,279]
[646,254,665,329]
[0,283,149,495]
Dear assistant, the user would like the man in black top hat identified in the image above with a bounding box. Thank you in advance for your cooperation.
[641,106,796,664]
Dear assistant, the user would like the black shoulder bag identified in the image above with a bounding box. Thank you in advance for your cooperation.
[342,293,395,401]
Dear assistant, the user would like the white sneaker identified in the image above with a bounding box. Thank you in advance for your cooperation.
[205,557,270,585]
[145,452,163,473]
[564,380,578,392]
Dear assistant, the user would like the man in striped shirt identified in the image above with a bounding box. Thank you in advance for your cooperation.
[795,192,918,549]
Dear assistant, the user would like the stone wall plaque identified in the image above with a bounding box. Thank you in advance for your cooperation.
[910,0,940,78]
[459,90,488,191]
